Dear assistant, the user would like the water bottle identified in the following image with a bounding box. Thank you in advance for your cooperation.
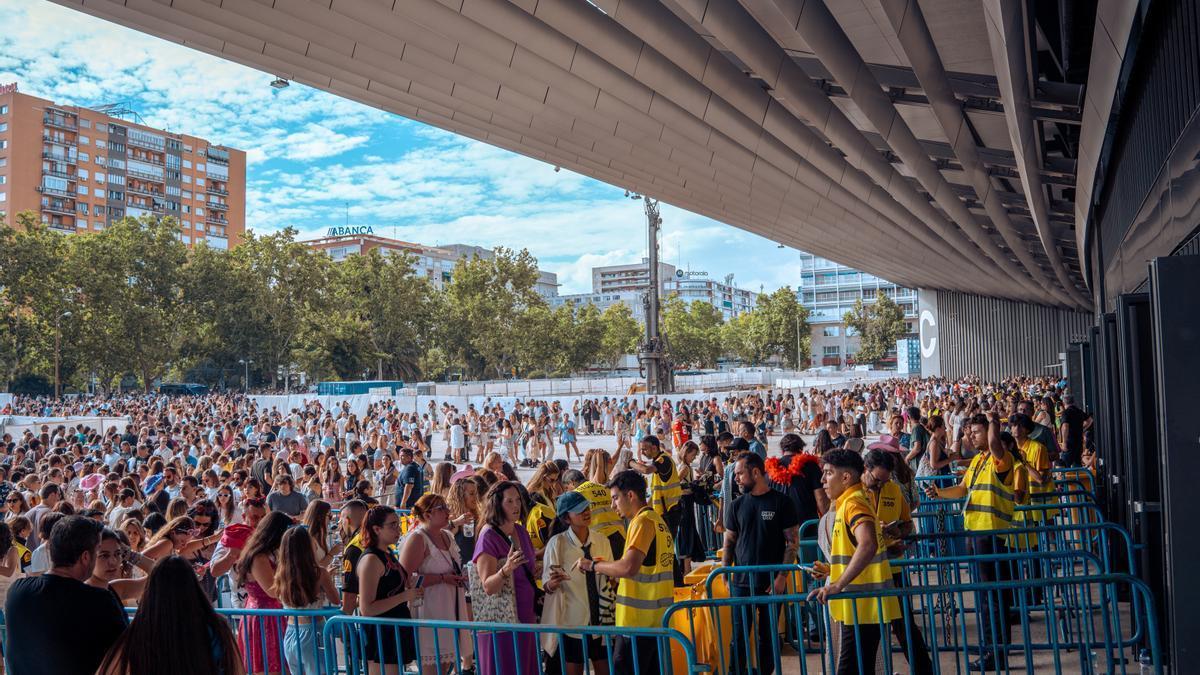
[463,518,475,539]
[332,554,344,591]
[1138,649,1153,675]
[1089,650,1100,674]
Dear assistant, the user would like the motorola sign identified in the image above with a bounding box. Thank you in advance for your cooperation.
[917,289,940,376]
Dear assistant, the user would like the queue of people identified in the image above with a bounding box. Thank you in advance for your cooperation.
[0,374,1092,674]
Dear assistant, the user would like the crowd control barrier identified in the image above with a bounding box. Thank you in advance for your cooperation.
[668,572,1161,675]
[321,616,700,675]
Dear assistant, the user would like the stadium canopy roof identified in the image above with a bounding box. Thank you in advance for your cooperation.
[56,0,1119,310]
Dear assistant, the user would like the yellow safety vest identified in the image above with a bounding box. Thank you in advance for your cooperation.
[829,485,900,625]
[576,481,625,539]
[1008,438,1053,548]
[649,455,682,517]
[869,481,906,557]
[615,507,675,628]
[526,500,557,552]
[962,450,1019,532]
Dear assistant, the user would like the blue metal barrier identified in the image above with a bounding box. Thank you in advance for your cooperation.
[669,572,1162,675]
[321,615,701,675]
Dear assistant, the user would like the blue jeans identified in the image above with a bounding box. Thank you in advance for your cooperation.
[284,621,321,675]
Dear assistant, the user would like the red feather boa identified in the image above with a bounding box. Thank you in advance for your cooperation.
[765,452,821,484]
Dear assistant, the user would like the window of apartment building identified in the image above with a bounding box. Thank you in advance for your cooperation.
[0,105,7,115]
[77,185,89,197]
[182,190,192,199]
[96,140,105,150]
[196,163,205,173]
[182,234,190,244]
[78,219,88,229]
[95,172,105,183]
[195,207,204,217]
[77,202,88,214]
[95,156,106,166]
[107,190,124,201]
[79,152,89,162]
[96,123,106,133]
[823,346,840,357]
[182,174,191,184]
[78,168,88,180]
[0,141,8,150]
[182,205,189,214]
[42,176,69,192]
[94,220,104,231]
[92,204,103,216]
[0,123,7,133]
[195,178,204,188]
[108,158,125,170]
[165,184,180,197]
[79,119,91,129]
[0,192,5,203]
[183,159,192,169]
[0,176,5,185]
[79,135,90,145]
[184,144,192,152]
[822,326,840,337]
[0,158,6,168]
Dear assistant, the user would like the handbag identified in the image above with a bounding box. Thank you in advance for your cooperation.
[496,527,546,616]
[467,528,518,624]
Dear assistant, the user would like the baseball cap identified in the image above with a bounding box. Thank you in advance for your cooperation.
[556,490,590,515]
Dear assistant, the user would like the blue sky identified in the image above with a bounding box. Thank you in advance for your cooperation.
[0,0,816,295]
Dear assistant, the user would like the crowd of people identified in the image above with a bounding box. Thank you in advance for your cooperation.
[0,374,1094,674]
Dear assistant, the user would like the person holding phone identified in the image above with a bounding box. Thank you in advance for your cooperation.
[541,490,615,675]
[357,505,423,673]
[472,480,539,675]
[399,494,469,675]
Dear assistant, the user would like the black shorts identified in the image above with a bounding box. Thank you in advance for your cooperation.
[559,635,608,664]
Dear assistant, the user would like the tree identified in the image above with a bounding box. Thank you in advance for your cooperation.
[755,288,810,368]
[442,247,543,379]
[599,302,641,371]
[69,217,194,391]
[662,296,724,368]
[843,290,907,364]
[561,301,604,374]
[0,214,72,390]
[329,250,438,380]
[720,311,771,365]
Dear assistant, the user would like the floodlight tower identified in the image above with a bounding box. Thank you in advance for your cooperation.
[633,193,674,394]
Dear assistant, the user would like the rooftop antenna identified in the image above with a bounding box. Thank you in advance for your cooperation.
[93,102,146,125]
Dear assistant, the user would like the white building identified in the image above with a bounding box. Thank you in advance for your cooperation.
[664,270,756,320]
[553,260,757,322]
[797,252,916,367]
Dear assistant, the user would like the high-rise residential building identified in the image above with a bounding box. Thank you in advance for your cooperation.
[303,231,559,298]
[552,259,757,322]
[0,84,245,249]
[796,251,917,367]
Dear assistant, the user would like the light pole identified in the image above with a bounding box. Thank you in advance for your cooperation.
[795,313,802,370]
[239,358,254,393]
[54,310,71,398]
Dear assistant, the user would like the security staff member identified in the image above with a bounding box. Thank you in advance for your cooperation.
[863,449,933,675]
[630,435,682,581]
[570,472,627,556]
[925,412,1019,670]
[809,449,900,675]
[578,470,673,675]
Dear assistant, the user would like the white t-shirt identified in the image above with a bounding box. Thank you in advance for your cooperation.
[450,424,465,450]
[27,544,49,575]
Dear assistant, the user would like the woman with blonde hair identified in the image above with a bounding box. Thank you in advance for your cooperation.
[300,499,341,568]
[446,476,481,569]
[525,462,562,554]
[119,517,147,554]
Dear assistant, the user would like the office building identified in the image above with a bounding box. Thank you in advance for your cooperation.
[797,251,916,367]
[304,231,559,298]
[0,84,245,248]
[664,271,757,320]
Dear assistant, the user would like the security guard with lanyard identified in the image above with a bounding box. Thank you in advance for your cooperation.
[809,449,901,675]
[572,475,627,556]
[630,434,682,582]
[579,470,673,675]
[925,411,1020,671]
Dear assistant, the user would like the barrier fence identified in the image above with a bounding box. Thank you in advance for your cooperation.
[669,572,1161,675]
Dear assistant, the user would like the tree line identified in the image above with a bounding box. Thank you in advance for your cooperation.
[0,213,824,393]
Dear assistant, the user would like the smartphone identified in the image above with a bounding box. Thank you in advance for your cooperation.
[413,574,425,589]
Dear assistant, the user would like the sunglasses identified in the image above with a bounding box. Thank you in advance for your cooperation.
[4,499,18,504]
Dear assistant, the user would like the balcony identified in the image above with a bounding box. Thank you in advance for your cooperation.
[205,213,229,225]
[205,147,230,164]
[42,133,76,146]
[206,185,229,196]
[126,135,165,152]
[43,114,77,131]
[42,151,77,165]
[42,202,76,216]
[46,221,77,234]
[125,183,164,198]
[42,168,76,181]
[206,200,228,211]
[36,185,74,198]
[129,154,164,167]
[126,168,164,183]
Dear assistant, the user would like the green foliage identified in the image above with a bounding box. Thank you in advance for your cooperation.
[843,290,907,364]
[599,302,641,371]
[662,296,724,368]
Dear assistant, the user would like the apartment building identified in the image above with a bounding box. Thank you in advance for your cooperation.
[553,260,757,322]
[0,84,245,248]
[796,251,917,366]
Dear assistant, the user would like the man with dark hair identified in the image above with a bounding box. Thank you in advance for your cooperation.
[629,435,682,535]
[722,452,800,675]
[739,420,766,460]
[581,471,674,675]
[6,515,128,674]
[809,449,901,675]
[1059,395,1085,467]
[925,412,1018,670]
[903,406,928,473]
[24,482,61,549]
[338,499,370,614]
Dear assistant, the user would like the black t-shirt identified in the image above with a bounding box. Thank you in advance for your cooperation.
[772,454,824,524]
[5,573,128,675]
[909,424,930,457]
[1062,406,1085,459]
[343,536,363,595]
[724,489,799,590]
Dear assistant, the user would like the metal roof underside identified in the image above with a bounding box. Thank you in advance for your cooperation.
[51,0,1097,309]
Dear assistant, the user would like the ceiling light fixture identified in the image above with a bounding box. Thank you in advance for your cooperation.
[270,77,290,90]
